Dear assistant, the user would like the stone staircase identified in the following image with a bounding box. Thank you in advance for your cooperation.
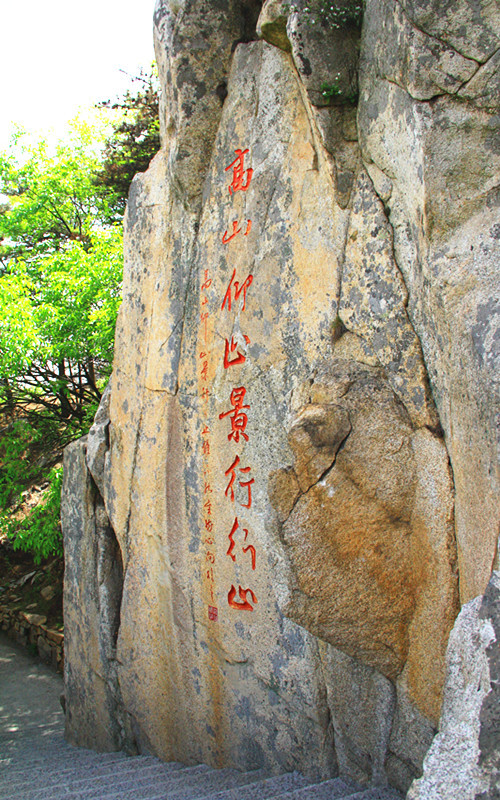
[0,637,402,800]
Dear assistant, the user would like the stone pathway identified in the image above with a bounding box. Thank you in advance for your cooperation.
[0,635,402,800]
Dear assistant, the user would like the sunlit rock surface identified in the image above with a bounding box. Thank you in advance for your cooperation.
[62,0,499,795]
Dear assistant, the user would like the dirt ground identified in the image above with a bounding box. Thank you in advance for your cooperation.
[0,541,64,632]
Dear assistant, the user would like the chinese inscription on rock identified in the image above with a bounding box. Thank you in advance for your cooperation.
[199,146,259,622]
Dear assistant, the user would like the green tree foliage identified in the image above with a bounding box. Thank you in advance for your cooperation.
[96,68,161,211]
[0,121,122,267]
[0,122,121,562]
[0,228,123,420]
[0,72,159,564]
[0,120,124,423]
[0,458,63,564]
[0,416,68,564]
[0,419,40,509]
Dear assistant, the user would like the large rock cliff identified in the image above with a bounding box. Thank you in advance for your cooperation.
[62,0,499,796]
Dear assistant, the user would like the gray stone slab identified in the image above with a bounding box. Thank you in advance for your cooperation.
[13,767,268,800]
[186,772,312,800]
[0,765,212,800]
[0,759,186,797]
[0,747,130,775]
[270,777,364,800]
[348,789,403,799]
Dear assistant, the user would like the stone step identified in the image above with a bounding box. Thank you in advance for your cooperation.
[1,735,404,800]
[0,640,402,800]
[0,761,207,796]
[268,779,403,800]
[268,778,364,800]
[0,747,132,774]
[0,732,405,800]
[0,755,187,794]
[0,748,203,784]
[344,790,403,800]
[0,765,269,800]
[77,767,270,800]
[151,771,313,800]
[0,741,135,773]
[0,722,403,800]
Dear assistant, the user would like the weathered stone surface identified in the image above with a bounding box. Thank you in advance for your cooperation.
[153,0,255,205]
[20,612,47,626]
[319,642,396,787]
[358,0,500,603]
[258,2,363,208]
[37,635,54,666]
[45,628,64,645]
[86,380,111,498]
[275,360,458,720]
[476,572,500,800]
[268,466,301,523]
[103,39,345,776]
[62,438,132,753]
[257,0,291,52]
[63,0,499,793]
[40,585,55,602]
[406,581,498,800]
[339,170,439,429]
[397,0,500,62]
[458,48,500,109]
[386,672,437,794]
[287,403,351,492]
[286,0,360,106]
[362,0,478,101]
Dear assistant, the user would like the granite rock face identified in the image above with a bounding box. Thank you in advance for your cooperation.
[62,439,131,753]
[476,572,500,800]
[62,0,499,794]
[358,0,500,603]
[407,573,500,800]
[272,360,457,721]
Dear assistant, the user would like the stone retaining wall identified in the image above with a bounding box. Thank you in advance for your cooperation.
[0,606,64,672]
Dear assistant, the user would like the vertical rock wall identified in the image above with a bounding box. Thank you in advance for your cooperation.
[358,0,499,603]
[62,0,499,795]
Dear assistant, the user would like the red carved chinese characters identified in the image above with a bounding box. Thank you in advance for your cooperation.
[228,585,258,611]
[221,269,253,314]
[200,352,208,383]
[224,455,254,509]
[219,387,250,443]
[225,149,253,195]
[226,517,256,570]
[219,147,259,611]
[199,262,216,617]
[199,145,261,616]
[242,540,256,571]
[226,517,240,562]
[223,334,250,368]
[201,269,212,291]
[222,219,252,244]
